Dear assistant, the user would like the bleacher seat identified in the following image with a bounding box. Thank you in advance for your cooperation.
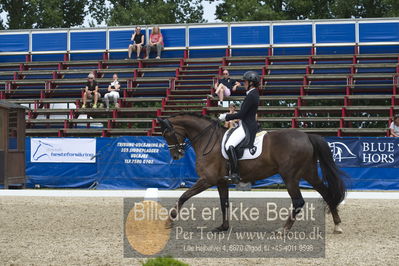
[2,19,399,137]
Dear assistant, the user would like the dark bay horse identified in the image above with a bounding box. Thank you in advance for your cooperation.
[158,113,347,233]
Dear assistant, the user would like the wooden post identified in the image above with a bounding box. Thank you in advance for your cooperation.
[0,101,27,188]
[0,108,7,187]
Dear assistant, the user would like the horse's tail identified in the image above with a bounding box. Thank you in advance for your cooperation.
[308,134,347,210]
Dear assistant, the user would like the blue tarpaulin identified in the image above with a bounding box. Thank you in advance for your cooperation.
[231,26,269,45]
[274,25,312,44]
[0,34,29,52]
[32,32,67,51]
[25,136,399,190]
[70,31,106,50]
[1,21,399,60]
[359,22,399,43]
[316,24,355,43]
[189,27,228,46]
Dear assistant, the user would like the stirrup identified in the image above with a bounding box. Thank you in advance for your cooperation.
[223,173,240,184]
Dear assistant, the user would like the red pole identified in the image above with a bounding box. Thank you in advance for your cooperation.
[225,48,230,57]
[300,86,305,96]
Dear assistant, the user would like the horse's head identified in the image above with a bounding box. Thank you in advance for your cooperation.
[157,117,187,160]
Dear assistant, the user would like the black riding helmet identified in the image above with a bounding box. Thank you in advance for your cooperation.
[242,71,260,87]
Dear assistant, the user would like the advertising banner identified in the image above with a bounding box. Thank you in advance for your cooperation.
[94,136,197,189]
[326,137,399,168]
[25,136,399,190]
[30,138,96,163]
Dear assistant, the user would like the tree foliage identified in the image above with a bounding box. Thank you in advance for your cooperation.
[107,0,205,26]
[0,0,88,29]
[0,0,37,29]
[35,0,87,28]
[1,0,399,29]
[214,0,285,22]
[213,0,399,21]
[0,0,204,29]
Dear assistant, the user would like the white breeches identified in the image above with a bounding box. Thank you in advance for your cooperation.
[104,91,120,104]
[225,123,245,148]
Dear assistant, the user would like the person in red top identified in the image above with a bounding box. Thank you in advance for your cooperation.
[145,26,164,59]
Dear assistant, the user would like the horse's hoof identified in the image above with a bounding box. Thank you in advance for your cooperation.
[333,225,343,234]
[212,225,229,232]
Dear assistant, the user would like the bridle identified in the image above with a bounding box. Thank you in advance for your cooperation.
[161,119,219,156]
[161,123,187,154]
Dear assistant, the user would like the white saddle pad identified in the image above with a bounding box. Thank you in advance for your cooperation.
[221,130,267,160]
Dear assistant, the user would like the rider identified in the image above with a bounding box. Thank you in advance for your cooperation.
[218,71,260,184]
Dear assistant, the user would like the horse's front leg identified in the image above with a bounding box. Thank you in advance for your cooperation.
[213,180,229,232]
[170,178,211,220]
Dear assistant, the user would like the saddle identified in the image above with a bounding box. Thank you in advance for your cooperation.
[221,127,267,160]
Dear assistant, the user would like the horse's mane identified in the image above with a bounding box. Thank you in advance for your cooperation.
[168,112,225,128]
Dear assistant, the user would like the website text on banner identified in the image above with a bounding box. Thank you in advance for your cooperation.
[30,138,96,163]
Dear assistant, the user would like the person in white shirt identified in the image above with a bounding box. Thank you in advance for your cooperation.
[389,115,399,137]
[104,74,121,110]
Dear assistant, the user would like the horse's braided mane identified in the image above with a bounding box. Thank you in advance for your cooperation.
[168,112,225,128]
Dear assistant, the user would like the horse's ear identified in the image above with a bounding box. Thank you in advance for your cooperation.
[157,117,171,130]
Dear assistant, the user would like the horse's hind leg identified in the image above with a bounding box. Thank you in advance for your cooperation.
[170,178,211,220]
[281,174,305,231]
[305,166,343,234]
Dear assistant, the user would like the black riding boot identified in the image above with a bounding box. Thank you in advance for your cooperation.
[224,146,240,184]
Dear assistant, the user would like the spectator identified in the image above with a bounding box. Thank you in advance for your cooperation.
[389,115,399,137]
[82,73,100,109]
[224,103,239,129]
[145,26,164,59]
[127,26,144,59]
[104,74,121,110]
[212,69,240,106]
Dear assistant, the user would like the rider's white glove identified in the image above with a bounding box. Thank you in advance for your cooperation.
[218,113,227,121]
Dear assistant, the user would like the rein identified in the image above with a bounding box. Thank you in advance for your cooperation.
[163,120,220,156]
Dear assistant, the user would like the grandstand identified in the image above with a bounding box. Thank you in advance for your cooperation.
[1,19,398,137]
